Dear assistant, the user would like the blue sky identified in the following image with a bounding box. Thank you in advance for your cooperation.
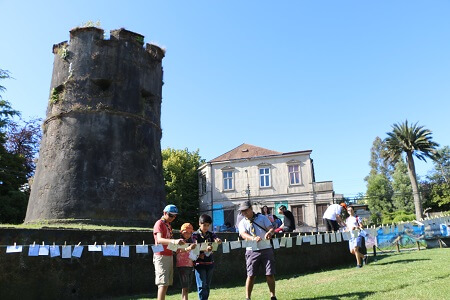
[1,1,449,197]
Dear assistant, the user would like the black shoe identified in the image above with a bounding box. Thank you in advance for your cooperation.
[271,297,277,300]
[356,264,362,268]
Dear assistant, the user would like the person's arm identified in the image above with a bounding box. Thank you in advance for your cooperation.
[155,232,185,245]
[336,215,345,227]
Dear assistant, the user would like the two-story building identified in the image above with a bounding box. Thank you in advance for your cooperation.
[198,143,341,232]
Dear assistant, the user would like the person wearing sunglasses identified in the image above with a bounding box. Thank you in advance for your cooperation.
[153,204,185,300]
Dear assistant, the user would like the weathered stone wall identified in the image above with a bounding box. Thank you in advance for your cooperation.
[25,28,166,227]
[0,228,354,299]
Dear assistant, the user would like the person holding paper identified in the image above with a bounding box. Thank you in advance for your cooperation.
[274,205,295,233]
[191,214,222,300]
[238,200,277,300]
[176,223,197,300]
[345,206,367,268]
[153,204,185,300]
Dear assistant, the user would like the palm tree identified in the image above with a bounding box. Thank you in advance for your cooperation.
[384,120,439,220]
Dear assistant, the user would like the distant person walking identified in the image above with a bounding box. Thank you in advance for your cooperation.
[238,200,277,300]
[323,202,347,232]
[274,205,295,233]
[345,206,367,268]
[153,205,185,300]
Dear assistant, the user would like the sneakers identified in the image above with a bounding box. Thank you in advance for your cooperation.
[363,255,369,265]
[356,264,362,268]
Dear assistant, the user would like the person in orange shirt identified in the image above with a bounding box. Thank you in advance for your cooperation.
[176,223,197,300]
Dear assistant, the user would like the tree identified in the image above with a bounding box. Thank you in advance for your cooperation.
[391,159,414,213]
[162,148,205,228]
[366,136,393,180]
[0,69,29,223]
[366,173,393,218]
[6,118,42,178]
[384,120,439,220]
[422,146,450,211]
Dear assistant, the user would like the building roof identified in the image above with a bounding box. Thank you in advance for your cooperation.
[208,143,311,163]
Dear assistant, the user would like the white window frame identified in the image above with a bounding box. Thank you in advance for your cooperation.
[288,164,301,185]
[259,167,271,188]
[223,170,234,191]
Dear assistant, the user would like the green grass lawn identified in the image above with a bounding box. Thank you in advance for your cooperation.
[123,248,450,300]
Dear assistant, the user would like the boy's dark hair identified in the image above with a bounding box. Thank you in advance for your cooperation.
[199,214,212,224]
[279,205,287,211]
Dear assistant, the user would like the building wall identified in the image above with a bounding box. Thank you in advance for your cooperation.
[199,152,336,231]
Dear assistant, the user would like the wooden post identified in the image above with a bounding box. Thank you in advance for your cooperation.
[373,245,376,257]
[396,240,400,252]
[416,241,420,251]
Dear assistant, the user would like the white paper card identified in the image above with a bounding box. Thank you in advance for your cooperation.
[330,232,336,243]
[249,240,258,250]
[241,240,248,248]
[189,250,199,260]
[316,234,323,244]
[121,245,130,258]
[102,245,120,256]
[148,245,160,253]
[310,235,316,245]
[62,246,72,258]
[72,246,84,258]
[6,245,22,253]
[296,236,302,245]
[167,242,178,252]
[272,238,280,249]
[286,237,293,248]
[28,244,39,256]
[280,237,287,247]
[50,245,60,257]
[302,236,310,243]
[88,245,102,252]
[222,242,230,253]
[200,243,209,251]
[343,232,351,241]
[191,244,200,255]
[212,242,219,252]
[259,239,271,248]
[336,232,342,242]
[324,233,330,243]
[230,240,241,250]
[39,245,50,256]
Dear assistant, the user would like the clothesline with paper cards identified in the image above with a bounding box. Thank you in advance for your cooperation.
[4,217,449,258]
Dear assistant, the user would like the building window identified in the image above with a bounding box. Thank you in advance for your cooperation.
[288,165,300,185]
[223,171,233,190]
[316,204,328,226]
[292,205,304,226]
[259,167,271,187]
[199,173,207,195]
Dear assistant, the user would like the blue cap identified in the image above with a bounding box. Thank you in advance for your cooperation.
[163,204,179,214]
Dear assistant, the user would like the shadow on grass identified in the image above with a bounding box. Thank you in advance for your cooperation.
[293,291,375,299]
[373,258,431,266]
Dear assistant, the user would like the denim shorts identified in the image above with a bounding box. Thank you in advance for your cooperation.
[245,248,276,276]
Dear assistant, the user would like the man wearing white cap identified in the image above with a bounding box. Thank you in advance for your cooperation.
[153,204,185,300]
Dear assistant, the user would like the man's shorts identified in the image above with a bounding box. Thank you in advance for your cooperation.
[177,266,194,288]
[153,254,174,286]
[245,248,276,276]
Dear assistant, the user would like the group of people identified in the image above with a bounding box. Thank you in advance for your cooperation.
[322,202,368,268]
[153,201,367,300]
[153,201,277,300]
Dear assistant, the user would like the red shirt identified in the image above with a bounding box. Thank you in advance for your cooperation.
[153,219,173,256]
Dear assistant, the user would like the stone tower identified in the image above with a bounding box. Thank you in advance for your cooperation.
[25,27,166,226]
